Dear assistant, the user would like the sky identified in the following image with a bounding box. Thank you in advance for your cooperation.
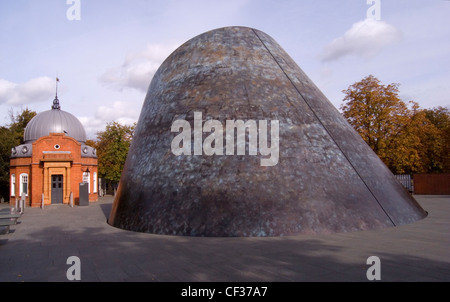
[0,0,449,140]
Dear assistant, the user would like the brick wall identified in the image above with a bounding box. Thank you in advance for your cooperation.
[10,133,98,207]
[9,157,32,205]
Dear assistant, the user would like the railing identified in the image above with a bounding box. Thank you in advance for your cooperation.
[395,174,413,193]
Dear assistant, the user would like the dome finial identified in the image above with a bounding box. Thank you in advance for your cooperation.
[52,77,61,110]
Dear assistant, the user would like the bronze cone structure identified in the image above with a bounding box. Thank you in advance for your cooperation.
[108,26,427,237]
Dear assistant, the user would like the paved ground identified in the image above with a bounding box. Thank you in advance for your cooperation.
[0,195,449,282]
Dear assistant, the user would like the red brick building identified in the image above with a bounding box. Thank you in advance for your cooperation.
[9,96,98,207]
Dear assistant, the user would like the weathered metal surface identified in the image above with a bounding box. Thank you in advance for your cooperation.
[108,26,427,237]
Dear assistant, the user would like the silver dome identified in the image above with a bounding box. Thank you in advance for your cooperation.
[24,98,86,143]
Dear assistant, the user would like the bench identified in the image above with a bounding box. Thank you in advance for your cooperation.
[0,219,15,236]
[0,219,16,226]
[0,208,21,214]
[0,208,21,236]
[0,213,21,219]
[0,213,21,225]
[0,225,10,235]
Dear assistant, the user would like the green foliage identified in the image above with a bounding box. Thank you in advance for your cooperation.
[0,108,37,201]
[95,121,136,183]
[8,108,37,145]
[341,75,450,174]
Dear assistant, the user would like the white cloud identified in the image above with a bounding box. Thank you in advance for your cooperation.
[0,77,54,105]
[99,42,180,93]
[321,18,402,62]
[94,100,140,125]
[78,100,140,139]
[78,116,105,140]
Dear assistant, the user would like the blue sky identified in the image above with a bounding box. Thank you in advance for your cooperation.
[1,0,449,139]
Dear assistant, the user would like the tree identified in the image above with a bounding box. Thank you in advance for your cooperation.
[341,75,406,154]
[95,121,135,194]
[0,126,17,201]
[0,108,37,201]
[85,139,97,148]
[9,108,37,145]
[444,126,450,172]
[341,75,445,174]
[384,103,441,174]
[423,107,450,172]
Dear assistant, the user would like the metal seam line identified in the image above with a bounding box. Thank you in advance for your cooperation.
[251,28,396,227]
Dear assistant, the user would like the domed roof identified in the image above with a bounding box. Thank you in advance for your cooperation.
[24,97,86,143]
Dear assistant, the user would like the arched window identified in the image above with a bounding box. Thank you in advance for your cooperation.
[20,173,28,196]
[11,174,16,197]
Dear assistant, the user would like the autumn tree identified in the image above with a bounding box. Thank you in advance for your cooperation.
[444,124,450,172]
[423,106,450,172]
[0,108,37,201]
[384,103,441,174]
[85,139,97,148]
[95,121,135,194]
[341,75,446,174]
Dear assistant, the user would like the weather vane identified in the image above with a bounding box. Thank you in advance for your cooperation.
[52,75,61,110]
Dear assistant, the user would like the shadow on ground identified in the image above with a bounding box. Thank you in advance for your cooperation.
[0,196,449,282]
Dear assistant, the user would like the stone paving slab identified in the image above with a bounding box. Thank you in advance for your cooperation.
[0,195,449,282]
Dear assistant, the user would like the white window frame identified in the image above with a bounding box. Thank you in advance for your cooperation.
[11,174,16,197]
[20,173,28,196]
[83,171,90,194]
[93,172,97,193]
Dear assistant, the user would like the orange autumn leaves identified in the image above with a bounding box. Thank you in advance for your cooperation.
[341,75,449,174]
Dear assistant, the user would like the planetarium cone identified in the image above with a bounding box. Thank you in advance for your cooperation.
[108,26,427,237]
